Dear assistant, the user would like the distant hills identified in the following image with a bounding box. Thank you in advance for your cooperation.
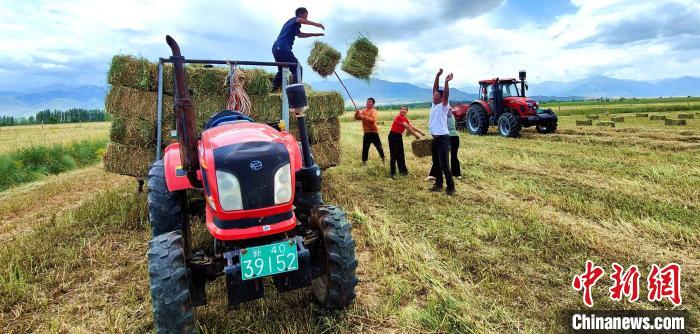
[2,75,700,117]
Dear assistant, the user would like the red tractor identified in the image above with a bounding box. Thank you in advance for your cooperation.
[452,70,557,137]
[146,36,358,333]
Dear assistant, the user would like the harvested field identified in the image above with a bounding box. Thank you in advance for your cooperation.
[1,116,698,333]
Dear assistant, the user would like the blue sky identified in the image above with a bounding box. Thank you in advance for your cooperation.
[0,0,699,91]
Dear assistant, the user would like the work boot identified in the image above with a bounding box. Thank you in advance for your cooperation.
[429,184,443,192]
[445,187,456,196]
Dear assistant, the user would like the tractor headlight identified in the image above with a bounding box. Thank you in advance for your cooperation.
[216,170,243,211]
[274,163,292,205]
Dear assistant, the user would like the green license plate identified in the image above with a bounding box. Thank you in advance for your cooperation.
[239,240,298,280]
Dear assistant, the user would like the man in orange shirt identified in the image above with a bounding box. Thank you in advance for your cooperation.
[355,97,385,164]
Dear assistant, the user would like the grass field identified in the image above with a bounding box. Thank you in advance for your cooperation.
[0,108,698,332]
[0,123,110,154]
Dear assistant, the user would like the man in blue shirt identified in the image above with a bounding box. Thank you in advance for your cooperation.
[272,7,325,90]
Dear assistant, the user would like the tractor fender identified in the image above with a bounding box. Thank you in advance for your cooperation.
[163,143,195,192]
[470,100,491,115]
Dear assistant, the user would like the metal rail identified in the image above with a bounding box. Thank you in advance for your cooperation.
[155,58,301,160]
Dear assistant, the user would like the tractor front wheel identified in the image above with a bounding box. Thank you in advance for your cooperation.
[147,231,196,334]
[536,120,558,134]
[148,160,186,237]
[310,206,358,309]
[467,104,489,135]
[497,113,522,138]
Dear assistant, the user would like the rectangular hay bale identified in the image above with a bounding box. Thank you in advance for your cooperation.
[311,140,341,169]
[596,121,615,127]
[586,114,600,120]
[576,120,593,126]
[649,115,667,121]
[665,119,687,126]
[411,138,433,157]
[636,113,648,117]
[103,142,153,177]
[677,113,694,119]
[611,116,625,122]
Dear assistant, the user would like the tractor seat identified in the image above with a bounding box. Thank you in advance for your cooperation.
[205,110,254,130]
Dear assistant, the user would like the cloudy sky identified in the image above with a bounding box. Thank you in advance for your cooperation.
[1,0,699,91]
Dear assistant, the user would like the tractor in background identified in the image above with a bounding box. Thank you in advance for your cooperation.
[451,70,558,137]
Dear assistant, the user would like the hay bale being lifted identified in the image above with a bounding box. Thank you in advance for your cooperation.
[586,114,600,120]
[611,116,625,122]
[665,119,687,126]
[650,115,667,121]
[576,120,593,126]
[307,41,341,77]
[341,37,378,80]
[596,121,615,127]
[677,113,694,119]
[411,138,433,157]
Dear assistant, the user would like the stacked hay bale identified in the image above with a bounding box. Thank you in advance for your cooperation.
[104,55,344,177]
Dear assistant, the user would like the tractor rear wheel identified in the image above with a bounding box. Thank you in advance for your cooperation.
[310,206,358,309]
[536,120,558,134]
[148,160,186,237]
[147,231,196,334]
[466,104,489,135]
[497,113,522,138]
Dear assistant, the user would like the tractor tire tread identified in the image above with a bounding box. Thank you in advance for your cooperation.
[147,231,195,334]
[148,160,185,237]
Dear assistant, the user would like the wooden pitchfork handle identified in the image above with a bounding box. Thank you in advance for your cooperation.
[334,70,358,111]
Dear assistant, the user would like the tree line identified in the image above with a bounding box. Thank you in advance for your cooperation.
[0,108,111,126]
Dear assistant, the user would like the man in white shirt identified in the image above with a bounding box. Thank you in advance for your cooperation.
[428,68,455,195]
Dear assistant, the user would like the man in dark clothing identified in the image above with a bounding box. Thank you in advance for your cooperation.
[272,7,325,90]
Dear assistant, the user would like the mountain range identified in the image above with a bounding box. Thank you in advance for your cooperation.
[2,76,700,117]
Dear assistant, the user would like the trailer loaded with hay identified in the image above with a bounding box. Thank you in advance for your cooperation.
[104,55,344,178]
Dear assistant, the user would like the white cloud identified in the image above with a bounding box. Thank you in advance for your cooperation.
[0,0,698,91]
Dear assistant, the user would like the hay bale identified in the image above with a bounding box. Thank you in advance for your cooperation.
[288,117,341,144]
[636,113,648,117]
[411,138,433,157]
[244,69,274,96]
[307,41,341,77]
[341,37,378,80]
[678,113,694,119]
[596,121,615,127]
[110,116,156,146]
[311,140,341,169]
[650,115,667,121]
[665,119,687,126]
[103,143,153,177]
[576,120,593,126]
[107,55,153,90]
[611,116,625,122]
[586,115,600,120]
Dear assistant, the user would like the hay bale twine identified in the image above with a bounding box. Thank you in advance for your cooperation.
[411,138,433,157]
[677,113,694,119]
[665,119,687,126]
[307,41,341,77]
[636,113,649,117]
[611,116,625,122]
[341,37,379,80]
[649,115,667,121]
[586,114,600,120]
[576,119,593,126]
[596,121,615,127]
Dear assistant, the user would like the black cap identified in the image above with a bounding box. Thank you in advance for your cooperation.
[285,84,308,109]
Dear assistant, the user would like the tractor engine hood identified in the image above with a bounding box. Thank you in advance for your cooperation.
[198,121,301,219]
[505,97,539,114]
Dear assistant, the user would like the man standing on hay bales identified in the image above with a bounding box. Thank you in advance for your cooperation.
[355,97,385,164]
[388,106,424,177]
[428,69,456,195]
[272,7,326,90]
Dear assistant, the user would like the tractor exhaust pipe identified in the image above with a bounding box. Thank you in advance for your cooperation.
[519,70,526,97]
[493,78,504,121]
[166,35,201,187]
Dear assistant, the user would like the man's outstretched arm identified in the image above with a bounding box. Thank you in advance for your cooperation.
[433,68,443,94]
[298,32,324,38]
[443,73,453,106]
[296,18,325,30]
